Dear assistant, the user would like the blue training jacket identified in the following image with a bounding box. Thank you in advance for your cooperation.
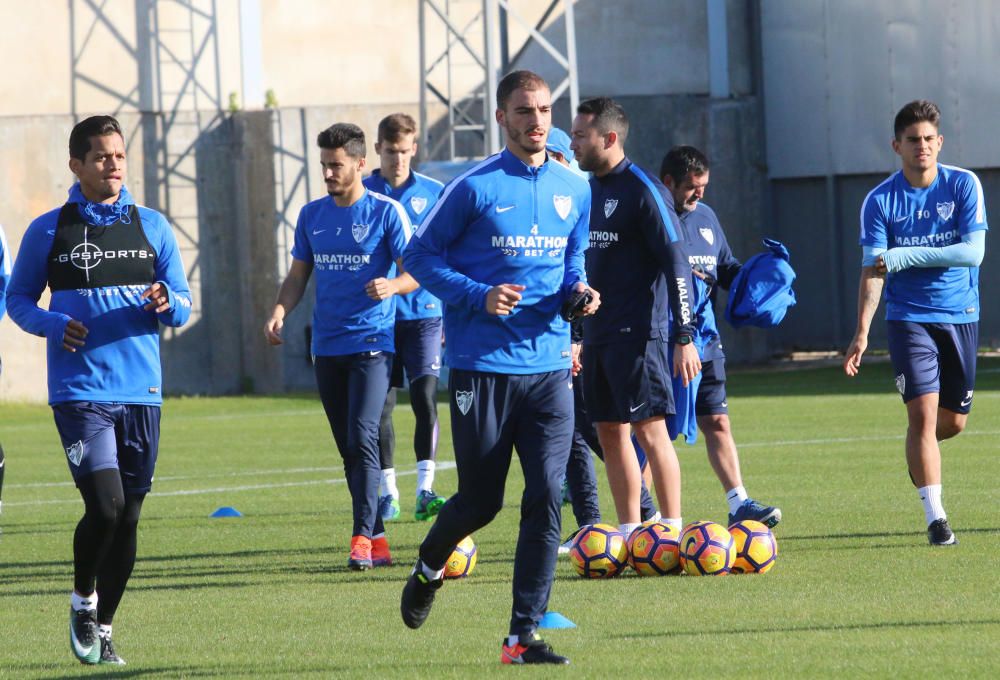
[363,169,445,321]
[724,239,796,329]
[7,183,192,405]
[0,223,10,320]
[403,148,590,374]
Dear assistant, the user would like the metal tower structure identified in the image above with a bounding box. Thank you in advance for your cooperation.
[417,0,580,161]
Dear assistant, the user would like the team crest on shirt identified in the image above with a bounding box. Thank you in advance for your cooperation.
[410,196,428,215]
[352,223,370,243]
[455,390,474,416]
[66,440,85,466]
[936,201,955,221]
[553,195,572,220]
[895,373,906,395]
[604,198,619,218]
[699,227,714,245]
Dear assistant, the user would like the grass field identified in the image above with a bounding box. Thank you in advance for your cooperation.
[1,358,998,678]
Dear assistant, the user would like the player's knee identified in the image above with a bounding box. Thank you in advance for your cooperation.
[699,414,730,436]
[936,418,965,441]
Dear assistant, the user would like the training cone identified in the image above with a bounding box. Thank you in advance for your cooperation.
[538,611,576,629]
[210,506,243,518]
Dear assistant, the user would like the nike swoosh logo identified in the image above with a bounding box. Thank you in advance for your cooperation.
[629,402,645,413]
[495,205,516,213]
[961,397,973,406]
[892,215,909,223]
[430,363,440,370]
[313,229,326,235]
[720,402,728,408]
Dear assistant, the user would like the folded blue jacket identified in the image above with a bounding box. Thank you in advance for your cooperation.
[724,239,796,329]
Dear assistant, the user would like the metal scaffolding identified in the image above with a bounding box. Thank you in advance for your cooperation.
[417,0,579,161]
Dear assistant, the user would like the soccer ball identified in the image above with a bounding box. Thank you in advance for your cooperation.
[569,523,628,578]
[443,536,478,579]
[679,521,736,576]
[729,520,778,574]
[628,523,681,576]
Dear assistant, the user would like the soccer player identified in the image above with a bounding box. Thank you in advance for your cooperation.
[0,222,9,520]
[399,70,597,665]
[844,100,987,546]
[362,113,447,523]
[659,145,781,527]
[264,123,416,569]
[570,97,700,539]
[6,115,192,666]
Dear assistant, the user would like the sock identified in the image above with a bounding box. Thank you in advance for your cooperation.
[416,460,435,493]
[918,484,946,524]
[372,532,385,541]
[98,624,112,640]
[726,486,749,514]
[663,518,682,532]
[71,591,97,612]
[381,468,398,499]
[619,522,640,538]
[507,635,520,648]
[647,511,661,524]
[419,560,444,581]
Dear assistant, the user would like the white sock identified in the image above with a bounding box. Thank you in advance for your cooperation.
[663,518,682,532]
[98,624,112,640]
[419,560,445,581]
[71,591,97,612]
[507,635,520,648]
[646,511,661,524]
[619,522,640,538]
[726,486,749,515]
[381,468,399,498]
[416,460,435,494]
[918,484,946,524]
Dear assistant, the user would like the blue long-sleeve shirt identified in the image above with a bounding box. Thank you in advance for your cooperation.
[403,148,590,374]
[363,169,445,321]
[0,223,10,320]
[7,183,191,404]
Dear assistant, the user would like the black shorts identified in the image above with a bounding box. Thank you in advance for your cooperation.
[583,337,674,423]
[695,358,728,416]
[887,320,978,414]
[390,317,443,388]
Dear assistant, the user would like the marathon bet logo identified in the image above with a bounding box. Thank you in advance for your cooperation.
[352,223,371,243]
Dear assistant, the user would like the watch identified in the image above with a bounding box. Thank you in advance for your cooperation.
[675,335,693,346]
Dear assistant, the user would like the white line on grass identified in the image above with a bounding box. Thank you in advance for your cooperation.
[5,462,456,507]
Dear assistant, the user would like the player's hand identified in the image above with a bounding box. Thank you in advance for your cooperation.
[264,316,284,345]
[571,342,583,376]
[843,334,867,376]
[673,342,701,387]
[874,256,888,276]
[141,282,171,313]
[62,319,88,352]
[486,283,525,315]
[365,277,396,301]
[575,282,601,316]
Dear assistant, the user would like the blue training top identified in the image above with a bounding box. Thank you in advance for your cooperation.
[363,169,445,321]
[291,189,412,356]
[675,202,742,361]
[0,223,9,320]
[403,147,590,374]
[7,183,192,405]
[583,158,695,345]
[860,164,988,323]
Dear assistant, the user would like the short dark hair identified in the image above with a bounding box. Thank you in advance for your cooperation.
[894,100,941,139]
[576,97,629,146]
[496,70,549,111]
[659,145,710,185]
[316,123,366,158]
[377,113,417,144]
[69,115,124,160]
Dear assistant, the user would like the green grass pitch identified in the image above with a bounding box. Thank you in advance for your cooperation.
[1,359,998,678]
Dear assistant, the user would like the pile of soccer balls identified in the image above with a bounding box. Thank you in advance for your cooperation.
[568,519,777,578]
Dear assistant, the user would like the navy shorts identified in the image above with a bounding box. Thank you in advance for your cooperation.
[887,320,978,414]
[695,358,729,416]
[390,317,443,388]
[583,337,674,423]
[51,402,161,493]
